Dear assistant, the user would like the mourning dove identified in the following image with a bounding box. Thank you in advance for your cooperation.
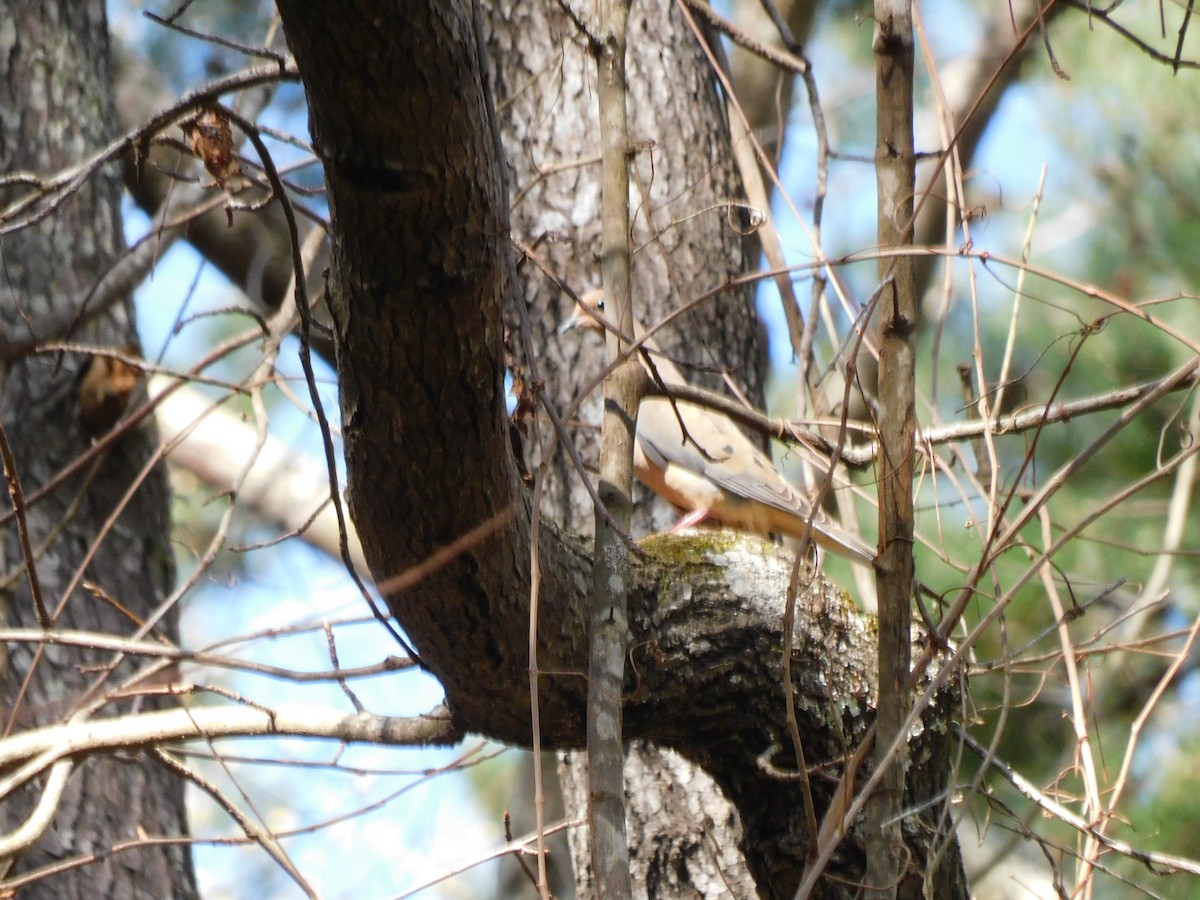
[560,291,876,566]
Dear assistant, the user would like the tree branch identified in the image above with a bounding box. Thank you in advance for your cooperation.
[590,0,637,895]
[0,703,459,778]
[864,1,918,897]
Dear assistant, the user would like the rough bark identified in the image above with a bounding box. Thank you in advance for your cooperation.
[560,741,758,899]
[0,2,196,897]
[481,4,772,886]
[274,1,966,896]
[484,0,764,539]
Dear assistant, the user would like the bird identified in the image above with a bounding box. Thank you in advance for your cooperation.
[559,291,876,566]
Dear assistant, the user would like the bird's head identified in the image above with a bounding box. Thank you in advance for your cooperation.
[557,289,608,336]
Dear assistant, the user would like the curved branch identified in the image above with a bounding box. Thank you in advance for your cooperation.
[0,759,73,859]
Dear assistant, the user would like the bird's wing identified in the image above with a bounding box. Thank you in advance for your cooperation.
[634,346,814,508]
[636,392,813,518]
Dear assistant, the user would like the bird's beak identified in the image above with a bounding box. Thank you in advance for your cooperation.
[557,308,588,335]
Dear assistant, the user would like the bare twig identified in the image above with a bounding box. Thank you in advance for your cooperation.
[0,421,48,626]
[0,627,410,683]
[960,728,1200,877]
[154,749,316,898]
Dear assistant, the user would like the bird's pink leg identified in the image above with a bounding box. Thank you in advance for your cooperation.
[670,507,711,533]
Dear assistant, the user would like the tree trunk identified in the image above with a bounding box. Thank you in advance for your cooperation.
[482,2,765,894]
[0,2,196,896]
[485,0,764,539]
